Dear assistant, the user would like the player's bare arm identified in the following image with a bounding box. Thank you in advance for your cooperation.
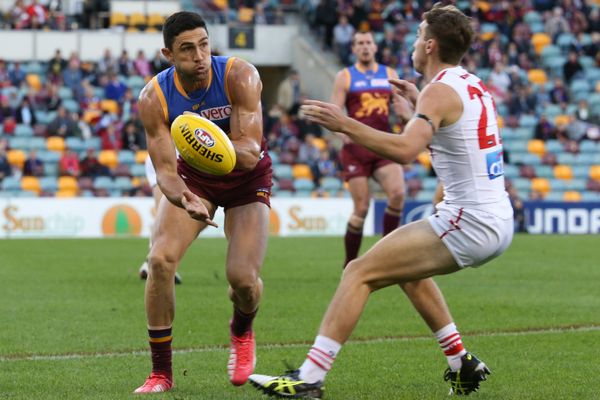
[139,82,216,226]
[329,69,352,143]
[301,82,460,164]
[227,59,263,171]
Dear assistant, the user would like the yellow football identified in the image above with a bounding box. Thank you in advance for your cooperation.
[170,113,236,175]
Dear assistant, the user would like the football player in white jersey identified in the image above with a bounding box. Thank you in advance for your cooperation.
[249,3,513,398]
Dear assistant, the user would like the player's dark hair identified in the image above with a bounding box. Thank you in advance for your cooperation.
[423,4,474,64]
[163,12,208,50]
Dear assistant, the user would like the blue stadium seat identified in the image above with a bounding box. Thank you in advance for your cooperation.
[582,192,600,201]
[422,177,438,191]
[29,137,46,151]
[535,165,553,178]
[44,162,59,176]
[23,62,44,75]
[500,127,517,140]
[126,75,145,88]
[570,79,591,94]
[545,140,563,153]
[83,137,101,151]
[8,136,31,151]
[545,191,564,201]
[0,190,20,198]
[57,86,74,99]
[524,11,542,24]
[504,164,519,179]
[1,176,21,191]
[273,164,293,179]
[293,178,314,192]
[518,115,538,129]
[576,153,596,165]
[579,56,595,70]
[564,179,586,191]
[556,33,576,49]
[579,141,597,153]
[503,140,528,153]
[130,163,146,177]
[118,150,136,165]
[39,176,58,192]
[549,179,567,192]
[515,126,534,139]
[513,178,531,192]
[415,190,436,202]
[572,165,590,179]
[35,110,55,125]
[320,176,342,192]
[114,176,133,191]
[274,190,294,198]
[37,150,61,163]
[62,99,80,113]
[14,124,34,137]
[541,45,561,60]
[269,152,279,164]
[65,137,85,153]
[557,153,577,165]
[94,176,114,191]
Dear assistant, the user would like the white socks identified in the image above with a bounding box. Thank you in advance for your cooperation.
[298,335,342,383]
[435,322,467,372]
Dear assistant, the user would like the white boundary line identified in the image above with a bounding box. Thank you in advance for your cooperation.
[2,325,599,362]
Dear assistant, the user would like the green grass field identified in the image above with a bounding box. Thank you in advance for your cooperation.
[2,235,600,399]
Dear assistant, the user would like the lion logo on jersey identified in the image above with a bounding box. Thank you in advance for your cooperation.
[355,92,389,118]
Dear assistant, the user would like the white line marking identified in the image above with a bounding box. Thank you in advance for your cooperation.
[2,325,599,362]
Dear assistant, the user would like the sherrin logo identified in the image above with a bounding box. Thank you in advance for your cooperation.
[194,128,215,148]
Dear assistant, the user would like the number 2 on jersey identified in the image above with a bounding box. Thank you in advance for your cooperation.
[467,84,497,150]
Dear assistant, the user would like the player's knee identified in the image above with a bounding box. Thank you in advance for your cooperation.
[147,253,177,281]
[387,189,405,207]
[227,267,259,291]
[353,204,369,219]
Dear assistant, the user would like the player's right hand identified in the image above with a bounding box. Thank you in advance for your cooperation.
[181,190,218,227]
[389,79,419,107]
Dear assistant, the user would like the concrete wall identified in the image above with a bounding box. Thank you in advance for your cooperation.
[0,24,299,65]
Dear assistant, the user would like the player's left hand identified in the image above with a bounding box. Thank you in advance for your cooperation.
[181,190,218,227]
[391,88,414,123]
[301,100,349,133]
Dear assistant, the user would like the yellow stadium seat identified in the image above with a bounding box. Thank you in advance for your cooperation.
[589,165,600,181]
[98,150,119,168]
[7,149,26,168]
[100,99,119,114]
[527,69,547,85]
[145,27,158,33]
[480,31,495,41]
[312,137,327,151]
[596,81,600,92]
[214,0,227,9]
[417,151,431,169]
[147,13,165,28]
[531,177,550,195]
[47,136,65,152]
[563,191,581,202]
[135,150,149,164]
[110,12,127,26]
[58,176,78,191]
[238,7,254,23]
[292,164,313,180]
[497,115,504,128]
[554,165,573,180]
[55,189,77,198]
[83,110,101,124]
[527,139,546,157]
[21,176,40,194]
[25,73,42,91]
[131,177,141,187]
[531,32,551,54]
[128,12,147,27]
[554,114,571,127]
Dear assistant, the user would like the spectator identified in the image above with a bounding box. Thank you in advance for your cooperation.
[97,49,117,75]
[575,99,599,125]
[120,88,138,122]
[316,150,337,179]
[150,50,170,75]
[69,111,92,139]
[0,95,16,126]
[121,120,146,152]
[534,114,557,141]
[59,148,81,177]
[488,61,511,99]
[314,0,338,49]
[549,77,569,104]
[8,61,26,87]
[333,15,355,65]
[133,50,151,79]
[0,144,12,183]
[47,106,75,137]
[15,97,37,126]
[545,7,570,40]
[99,123,122,150]
[62,56,84,99]
[297,133,322,185]
[276,69,303,114]
[0,60,10,88]
[103,72,128,103]
[23,150,44,176]
[347,0,368,30]
[563,50,584,83]
[80,148,110,177]
[10,0,29,29]
[48,49,67,82]
[269,111,300,153]
[26,0,47,27]
[118,50,135,76]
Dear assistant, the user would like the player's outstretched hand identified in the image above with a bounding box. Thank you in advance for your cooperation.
[181,190,218,227]
[301,100,349,133]
[389,79,419,107]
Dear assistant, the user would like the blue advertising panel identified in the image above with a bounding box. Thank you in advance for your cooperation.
[374,200,600,234]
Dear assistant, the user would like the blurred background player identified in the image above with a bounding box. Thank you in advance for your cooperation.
[138,155,182,284]
[134,12,272,393]
[250,4,512,397]
[331,31,405,268]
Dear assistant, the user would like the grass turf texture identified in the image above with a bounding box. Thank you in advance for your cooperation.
[2,235,600,399]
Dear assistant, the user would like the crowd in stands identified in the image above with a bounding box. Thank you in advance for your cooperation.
[1,0,600,203]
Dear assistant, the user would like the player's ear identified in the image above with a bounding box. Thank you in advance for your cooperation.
[161,47,173,64]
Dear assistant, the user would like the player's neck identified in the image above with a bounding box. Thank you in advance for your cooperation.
[424,61,457,83]
[355,60,377,72]
[176,70,210,94]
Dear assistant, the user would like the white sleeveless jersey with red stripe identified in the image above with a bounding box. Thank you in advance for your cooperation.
[430,66,512,218]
